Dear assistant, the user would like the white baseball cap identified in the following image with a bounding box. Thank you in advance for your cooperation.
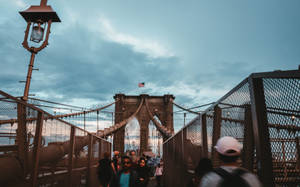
[214,136,242,156]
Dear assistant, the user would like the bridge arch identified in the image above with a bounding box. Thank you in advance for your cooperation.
[148,119,163,156]
[124,117,140,153]
[113,94,174,154]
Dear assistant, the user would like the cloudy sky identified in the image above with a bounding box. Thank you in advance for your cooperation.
[1,0,299,109]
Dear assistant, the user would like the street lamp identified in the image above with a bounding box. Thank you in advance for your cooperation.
[19,0,60,101]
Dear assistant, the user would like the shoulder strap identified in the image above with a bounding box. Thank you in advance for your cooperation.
[232,168,247,176]
[214,167,233,179]
[213,167,250,187]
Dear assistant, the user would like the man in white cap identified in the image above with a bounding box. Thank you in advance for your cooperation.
[199,136,262,187]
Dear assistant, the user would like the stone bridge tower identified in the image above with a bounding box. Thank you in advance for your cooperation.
[113,94,175,154]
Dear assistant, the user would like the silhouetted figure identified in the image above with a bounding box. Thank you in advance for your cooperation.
[188,158,213,187]
[98,152,113,187]
[136,157,150,187]
[129,150,138,169]
[155,163,163,187]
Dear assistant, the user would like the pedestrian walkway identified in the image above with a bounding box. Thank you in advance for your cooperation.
[147,177,158,187]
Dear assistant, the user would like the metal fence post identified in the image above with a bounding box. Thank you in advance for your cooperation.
[181,129,185,167]
[84,111,86,131]
[162,142,167,187]
[296,137,300,170]
[98,140,102,159]
[211,105,222,167]
[68,126,75,187]
[248,76,274,186]
[17,103,28,177]
[201,114,208,157]
[31,111,44,186]
[242,104,254,171]
[87,134,93,187]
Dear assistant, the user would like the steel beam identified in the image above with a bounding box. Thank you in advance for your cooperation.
[31,111,44,186]
[242,104,254,171]
[17,103,28,176]
[248,76,274,186]
[87,134,93,187]
[201,114,208,157]
[68,126,75,187]
[211,105,221,167]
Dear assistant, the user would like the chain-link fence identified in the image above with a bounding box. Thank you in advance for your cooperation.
[163,70,300,187]
[0,90,111,187]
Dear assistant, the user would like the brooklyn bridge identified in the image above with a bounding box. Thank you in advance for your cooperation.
[1,70,300,186]
[0,0,300,187]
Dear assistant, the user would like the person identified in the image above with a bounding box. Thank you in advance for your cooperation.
[136,157,150,187]
[110,156,138,187]
[188,158,213,187]
[155,163,163,187]
[129,150,138,169]
[98,152,113,187]
[199,136,262,187]
[112,151,121,175]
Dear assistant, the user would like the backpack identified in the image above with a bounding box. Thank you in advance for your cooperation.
[213,167,250,187]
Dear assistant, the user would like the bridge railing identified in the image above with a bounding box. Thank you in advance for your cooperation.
[0,90,111,187]
[163,69,300,187]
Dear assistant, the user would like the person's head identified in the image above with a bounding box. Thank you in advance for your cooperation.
[122,156,132,171]
[138,157,146,167]
[214,136,242,163]
[114,150,120,156]
[113,151,120,158]
[130,150,136,156]
[103,152,110,159]
[195,158,213,177]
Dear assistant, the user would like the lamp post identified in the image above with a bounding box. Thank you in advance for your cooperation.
[19,0,60,101]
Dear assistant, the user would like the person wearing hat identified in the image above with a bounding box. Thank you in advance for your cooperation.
[199,136,262,187]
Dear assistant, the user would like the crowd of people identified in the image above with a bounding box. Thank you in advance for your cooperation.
[97,150,163,187]
[97,136,262,187]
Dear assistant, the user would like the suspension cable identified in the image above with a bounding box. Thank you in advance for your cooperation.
[172,102,201,115]
[173,102,215,113]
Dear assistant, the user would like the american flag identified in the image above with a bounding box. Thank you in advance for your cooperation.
[138,82,145,87]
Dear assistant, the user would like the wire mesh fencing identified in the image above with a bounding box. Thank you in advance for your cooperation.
[0,90,111,187]
[163,70,300,187]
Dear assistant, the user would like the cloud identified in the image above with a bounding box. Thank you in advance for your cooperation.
[98,17,174,58]
[13,0,28,8]
[1,21,179,106]
[135,81,227,106]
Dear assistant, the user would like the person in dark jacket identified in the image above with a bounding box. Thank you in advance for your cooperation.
[136,157,150,187]
[98,152,113,187]
[187,157,213,187]
[110,156,138,187]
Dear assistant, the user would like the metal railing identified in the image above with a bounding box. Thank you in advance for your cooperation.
[0,90,111,187]
[163,69,300,187]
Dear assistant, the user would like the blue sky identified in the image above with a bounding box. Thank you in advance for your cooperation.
[1,0,299,109]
